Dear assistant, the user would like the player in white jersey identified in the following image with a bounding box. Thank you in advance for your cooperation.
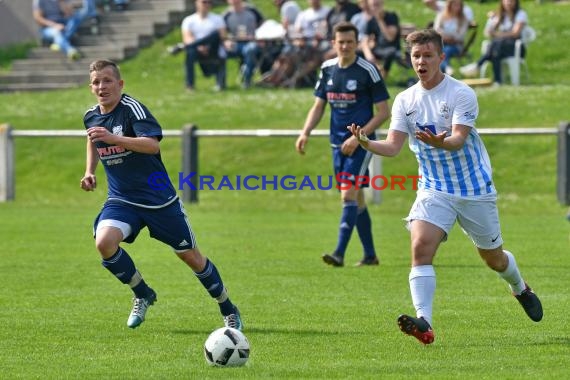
[348,29,542,344]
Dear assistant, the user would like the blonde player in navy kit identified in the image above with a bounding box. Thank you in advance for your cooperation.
[296,22,391,267]
[349,29,542,345]
[81,59,242,330]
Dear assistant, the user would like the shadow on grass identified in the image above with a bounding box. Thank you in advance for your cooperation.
[171,327,344,335]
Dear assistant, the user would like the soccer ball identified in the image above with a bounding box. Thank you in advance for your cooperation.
[203,327,250,367]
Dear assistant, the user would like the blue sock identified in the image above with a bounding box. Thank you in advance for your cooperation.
[356,207,376,258]
[333,200,358,258]
[102,247,151,298]
[195,259,235,316]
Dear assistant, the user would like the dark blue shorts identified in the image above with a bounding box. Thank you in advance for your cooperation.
[332,145,372,188]
[93,199,197,252]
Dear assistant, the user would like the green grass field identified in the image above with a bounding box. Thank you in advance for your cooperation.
[1,0,569,378]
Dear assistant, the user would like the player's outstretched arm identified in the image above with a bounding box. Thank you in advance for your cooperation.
[347,123,406,157]
[81,138,99,191]
[296,98,326,155]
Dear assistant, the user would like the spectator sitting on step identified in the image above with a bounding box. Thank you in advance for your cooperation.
[254,0,329,88]
[424,0,475,25]
[433,0,469,76]
[113,0,129,11]
[322,0,362,60]
[459,0,528,86]
[222,0,264,89]
[350,0,374,42]
[360,0,408,80]
[175,0,227,92]
[33,0,95,60]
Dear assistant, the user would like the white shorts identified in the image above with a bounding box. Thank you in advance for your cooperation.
[405,189,503,250]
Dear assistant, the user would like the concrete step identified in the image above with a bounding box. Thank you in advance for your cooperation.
[0,82,81,92]
[78,21,172,38]
[75,33,154,48]
[1,0,193,92]
[124,0,190,11]
[101,10,172,24]
[0,70,86,85]
[98,0,190,12]
[27,45,134,60]
[11,58,95,71]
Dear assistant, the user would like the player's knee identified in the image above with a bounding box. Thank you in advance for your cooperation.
[95,236,120,258]
[478,247,507,271]
[411,237,438,263]
[177,248,205,271]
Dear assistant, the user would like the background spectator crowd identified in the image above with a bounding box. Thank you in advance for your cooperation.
[159,0,532,91]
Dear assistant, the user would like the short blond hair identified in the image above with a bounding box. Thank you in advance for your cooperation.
[406,29,443,55]
[89,59,121,79]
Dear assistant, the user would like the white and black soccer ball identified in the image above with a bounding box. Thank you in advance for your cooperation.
[204,327,250,367]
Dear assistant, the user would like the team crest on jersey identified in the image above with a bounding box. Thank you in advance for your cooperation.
[439,103,450,120]
[112,125,124,136]
[346,80,357,91]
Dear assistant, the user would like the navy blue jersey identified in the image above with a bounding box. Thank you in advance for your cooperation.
[314,56,390,146]
[83,94,177,208]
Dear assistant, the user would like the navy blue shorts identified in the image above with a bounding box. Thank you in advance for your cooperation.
[93,199,197,252]
[332,145,372,188]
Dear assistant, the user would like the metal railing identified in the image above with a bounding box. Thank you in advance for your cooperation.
[1,123,568,203]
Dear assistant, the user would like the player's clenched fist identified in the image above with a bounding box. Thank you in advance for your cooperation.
[80,174,97,191]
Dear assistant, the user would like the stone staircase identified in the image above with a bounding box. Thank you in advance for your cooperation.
[0,0,192,92]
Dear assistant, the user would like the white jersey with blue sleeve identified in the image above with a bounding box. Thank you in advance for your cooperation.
[389,75,495,197]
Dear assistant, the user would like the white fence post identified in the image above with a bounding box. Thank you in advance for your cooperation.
[366,154,382,204]
[0,124,15,202]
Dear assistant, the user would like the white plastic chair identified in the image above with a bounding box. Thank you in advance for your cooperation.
[479,26,536,86]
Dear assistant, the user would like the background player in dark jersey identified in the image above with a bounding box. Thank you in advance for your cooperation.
[80,59,242,330]
[295,22,391,267]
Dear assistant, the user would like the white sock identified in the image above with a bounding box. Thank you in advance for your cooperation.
[498,250,526,295]
[409,265,436,326]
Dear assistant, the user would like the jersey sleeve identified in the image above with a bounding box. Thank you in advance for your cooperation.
[452,86,478,128]
[121,95,163,141]
[314,67,327,100]
[389,92,409,134]
[372,74,390,104]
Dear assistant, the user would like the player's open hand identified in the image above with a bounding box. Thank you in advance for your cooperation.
[415,128,447,148]
[295,134,309,155]
[80,174,97,191]
[347,123,369,144]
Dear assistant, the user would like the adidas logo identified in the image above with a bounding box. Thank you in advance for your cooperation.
[179,239,189,246]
